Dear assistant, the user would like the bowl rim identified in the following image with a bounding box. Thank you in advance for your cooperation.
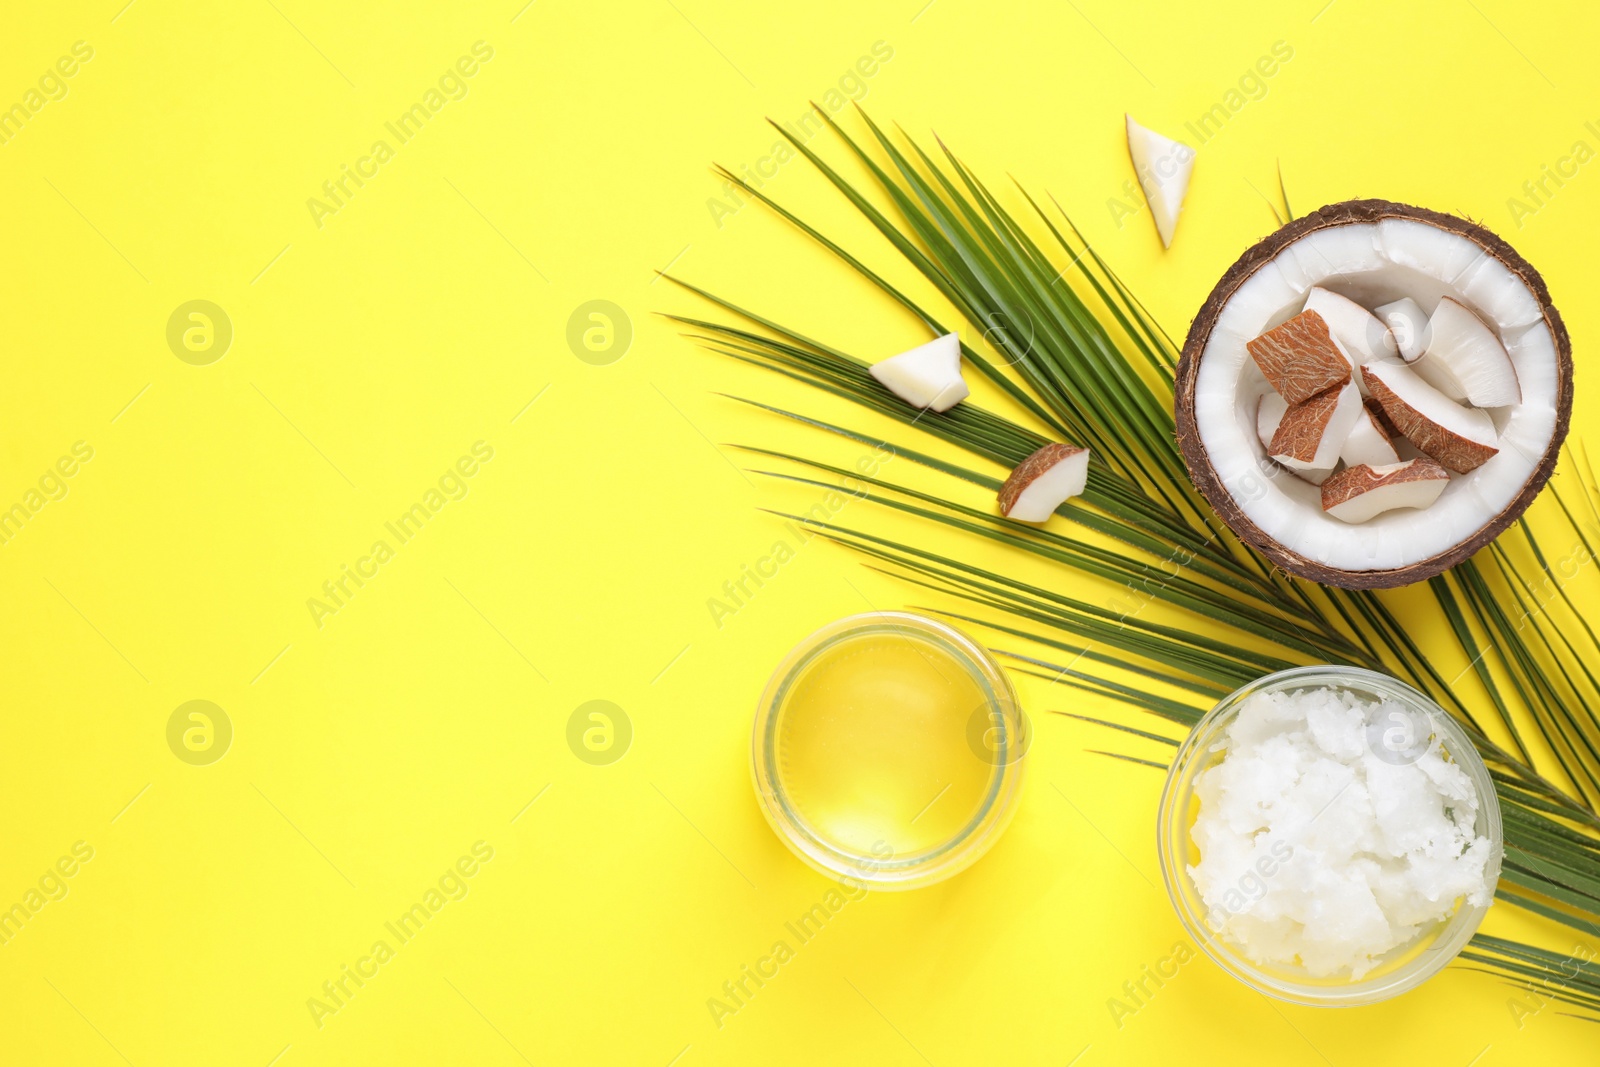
[750,611,1027,891]
[1156,664,1504,1007]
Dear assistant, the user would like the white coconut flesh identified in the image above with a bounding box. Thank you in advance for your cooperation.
[1339,407,1401,468]
[1413,297,1523,408]
[1374,297,1429,362]
[869,333,969,412]
[1194,218,1560,571]
[1125,115,1194,249]
[1304,286,1395,365]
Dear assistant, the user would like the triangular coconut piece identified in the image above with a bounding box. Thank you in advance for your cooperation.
[1321,459,1451,523]
[1246,310,1352,403]
[1125,115,1195,249]
[1304,287,1396,365]
[998,444,1089,523]
[1361,361,1499,473]
[1339,406,1401,468]
[1413,297,1521,408]
[1270,381,1363,473]
[1373,297,1429,362]
[869,333,969,412]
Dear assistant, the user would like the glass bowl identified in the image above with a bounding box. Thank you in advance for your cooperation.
[1157,665,1503,1006]
[751,612,1027,890]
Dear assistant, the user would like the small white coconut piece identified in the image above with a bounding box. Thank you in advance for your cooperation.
[998,443,1089,522]
[1413,297,1522,408]
[1361,361,1499,473]
[1270,381,1364,474]
[1304,286,1396,365]
[1322,459,1451,523]
[1374,297,1429,362]
[1339,406,1401,468]
[1246,310,1351,403]
[1255,392,1288,451]
[1125,115,1195,249]
[869,333,969,412]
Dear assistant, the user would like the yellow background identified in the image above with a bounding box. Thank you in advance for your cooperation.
[1,0,1595,1063]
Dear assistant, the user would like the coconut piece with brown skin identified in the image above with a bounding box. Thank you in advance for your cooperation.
[1246,310,1352,403]
[1361,361,1499,473]
[1322,459,1451,523]
[998,444,1089,523]
[1270,382,1363,473]
[1175,199,1572,589]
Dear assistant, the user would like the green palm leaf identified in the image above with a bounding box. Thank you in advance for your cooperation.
[672,109,1600,1018]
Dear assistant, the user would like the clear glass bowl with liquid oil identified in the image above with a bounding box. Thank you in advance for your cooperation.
[751,612,1027,890]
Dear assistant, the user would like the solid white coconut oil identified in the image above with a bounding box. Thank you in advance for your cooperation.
[1188,686,1493,978]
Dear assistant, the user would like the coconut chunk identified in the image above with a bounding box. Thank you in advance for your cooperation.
[1247,311,1352,403]
[1361,361,1499,473]
[869,333,969,412]
[1322,459,1451,523]
[1304,287,1395,364]
[1255,392,1287,451]
[998,444,1089,522]
[1414,297,1521,408]
[1374,298,1429,362]
[1125,115,1194,249]
[1340,406,1401,468]
[1363,396,1400,438]
[1270,381,1363,473]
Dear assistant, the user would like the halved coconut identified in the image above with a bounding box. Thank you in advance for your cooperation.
[999,444,1089,522]
[1125,115,1194,249]
[1413,297,1522,408]
[1322,459,1451,523]
[1175,200,1572,588]
[1374,297,1429,362]
[1304,286,1395,365]
[869,333,969,412]
[1362,361,1499,473]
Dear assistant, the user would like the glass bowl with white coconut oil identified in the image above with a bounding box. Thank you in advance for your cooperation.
[1157,665,1502,1006]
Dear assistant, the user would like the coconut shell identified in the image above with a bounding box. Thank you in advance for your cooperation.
[1175,199,1574,590]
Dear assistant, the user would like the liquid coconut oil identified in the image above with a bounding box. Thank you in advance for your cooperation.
[754,613,1027,887]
